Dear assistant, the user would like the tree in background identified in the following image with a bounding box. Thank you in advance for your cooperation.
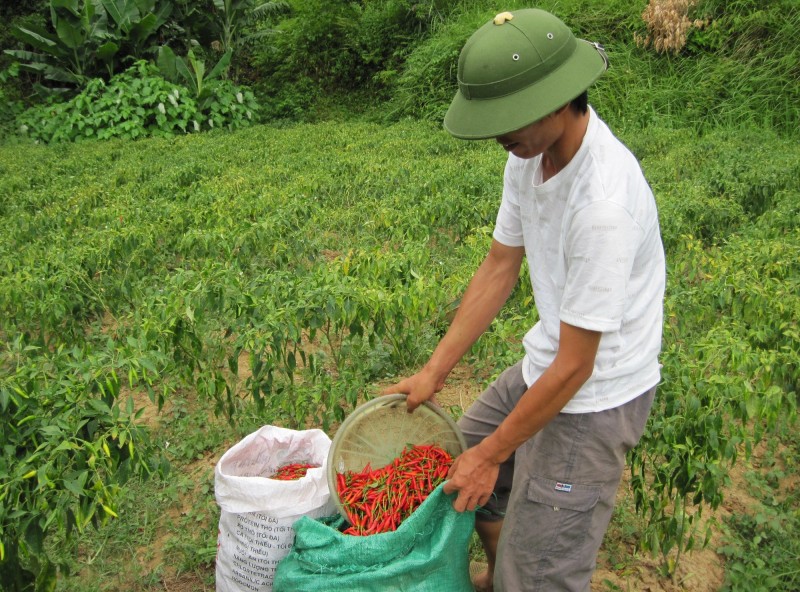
[5,0,173,91]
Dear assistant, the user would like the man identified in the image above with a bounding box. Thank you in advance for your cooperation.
[384,8,665,592]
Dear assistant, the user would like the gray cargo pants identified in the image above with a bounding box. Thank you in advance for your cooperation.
[457,361,655,592]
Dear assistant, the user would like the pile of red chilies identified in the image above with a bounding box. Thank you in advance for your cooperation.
[269,462,319,480]
[336,444,453,536]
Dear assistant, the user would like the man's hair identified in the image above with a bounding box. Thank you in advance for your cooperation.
[569,90,589,114]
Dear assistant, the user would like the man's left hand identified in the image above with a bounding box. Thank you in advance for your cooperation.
[442,444,500,512]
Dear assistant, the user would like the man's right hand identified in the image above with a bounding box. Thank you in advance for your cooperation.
[382,368,444,412]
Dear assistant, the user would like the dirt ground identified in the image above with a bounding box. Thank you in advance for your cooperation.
[140,362,757,592]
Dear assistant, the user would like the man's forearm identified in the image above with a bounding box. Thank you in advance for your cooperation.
[423,241,524,381]
[480,322,601,463]
[479,364,587,463]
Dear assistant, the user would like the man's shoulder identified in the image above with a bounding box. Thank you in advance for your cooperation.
[583,118,649,192]
[572,119,656,219]
[587,114,639,165]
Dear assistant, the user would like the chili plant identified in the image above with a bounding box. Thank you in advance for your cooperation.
[0,335,166,591]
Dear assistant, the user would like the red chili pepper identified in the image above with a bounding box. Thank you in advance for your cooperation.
[269,462,319,480]
[336,444,453,536]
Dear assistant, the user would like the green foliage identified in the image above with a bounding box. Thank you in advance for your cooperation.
[5,0,799,137]
[210,0,289,54]
[339,0,447,87]
[382,6,482,122]
[381,0,800,137]
[384,0,640,122]
[0,117,502,422]
[260,0,359,85]
[51,395,224,590]
[624,127,800,578]
[719,508,800,591]
[4,0,172,89]
[0,81,798,589]
[253,0,457,118]
[256,76,318,121]
[717,429,800,591]
[157,46,233,99]
[0,64,27,139]
[13,60,259,143]
[624,126,800,251]
[0,336,167,591]
[0,5,47,65]
[202,78,259,130]
[595,0,800,134]
[636,234,799,573]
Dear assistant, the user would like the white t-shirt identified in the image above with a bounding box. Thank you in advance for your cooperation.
[493,107,665,413]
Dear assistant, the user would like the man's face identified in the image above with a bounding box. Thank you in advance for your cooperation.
[494,112,563,160]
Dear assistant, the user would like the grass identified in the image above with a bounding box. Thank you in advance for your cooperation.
[4,116,790,590]
[365,0,799,138]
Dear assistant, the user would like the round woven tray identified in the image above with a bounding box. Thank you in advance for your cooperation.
[326,394,467,519]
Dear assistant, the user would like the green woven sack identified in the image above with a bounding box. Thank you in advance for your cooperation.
[273,484,475,592]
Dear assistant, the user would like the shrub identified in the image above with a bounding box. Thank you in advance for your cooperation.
[382,4,498,123]
[0,336,166,591]
[14,61,259,143]
[252,0,457,118]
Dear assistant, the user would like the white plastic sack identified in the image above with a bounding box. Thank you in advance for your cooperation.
[215,425,336,592]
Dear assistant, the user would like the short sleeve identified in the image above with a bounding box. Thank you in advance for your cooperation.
[492,157,525,247]
[560,201,642,331]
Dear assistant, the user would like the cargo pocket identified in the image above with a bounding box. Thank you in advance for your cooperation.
[509,475,601,559]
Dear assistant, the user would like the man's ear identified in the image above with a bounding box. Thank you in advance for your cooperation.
[553,103,571,116]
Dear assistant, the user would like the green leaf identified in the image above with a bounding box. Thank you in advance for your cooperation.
[175,56,196,92]
[156,45,178,82]
[129,12,158,44]
[53,440,78,452]
[63,471,89,497]
[11,25,63,56]
[55,16,86,49]
[138,357,157,374]
[40,425,64,438]
[745,394,761,420]
[24,520,44,555]
[84,3,110,40]
[206,49,232,82]
[51,0,81,15]
[96,41,120,62]
[87,399,112,416]
[100,0,140,33]
[3,49,48,65]
[187,50,205,84]
[42,64,82,84]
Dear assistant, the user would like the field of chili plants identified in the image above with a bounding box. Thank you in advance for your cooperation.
[1,118,798,591]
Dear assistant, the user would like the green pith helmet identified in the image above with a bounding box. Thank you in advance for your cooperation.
[444,8,608,140]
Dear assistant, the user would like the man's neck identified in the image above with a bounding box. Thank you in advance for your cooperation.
[542,109,590,181]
